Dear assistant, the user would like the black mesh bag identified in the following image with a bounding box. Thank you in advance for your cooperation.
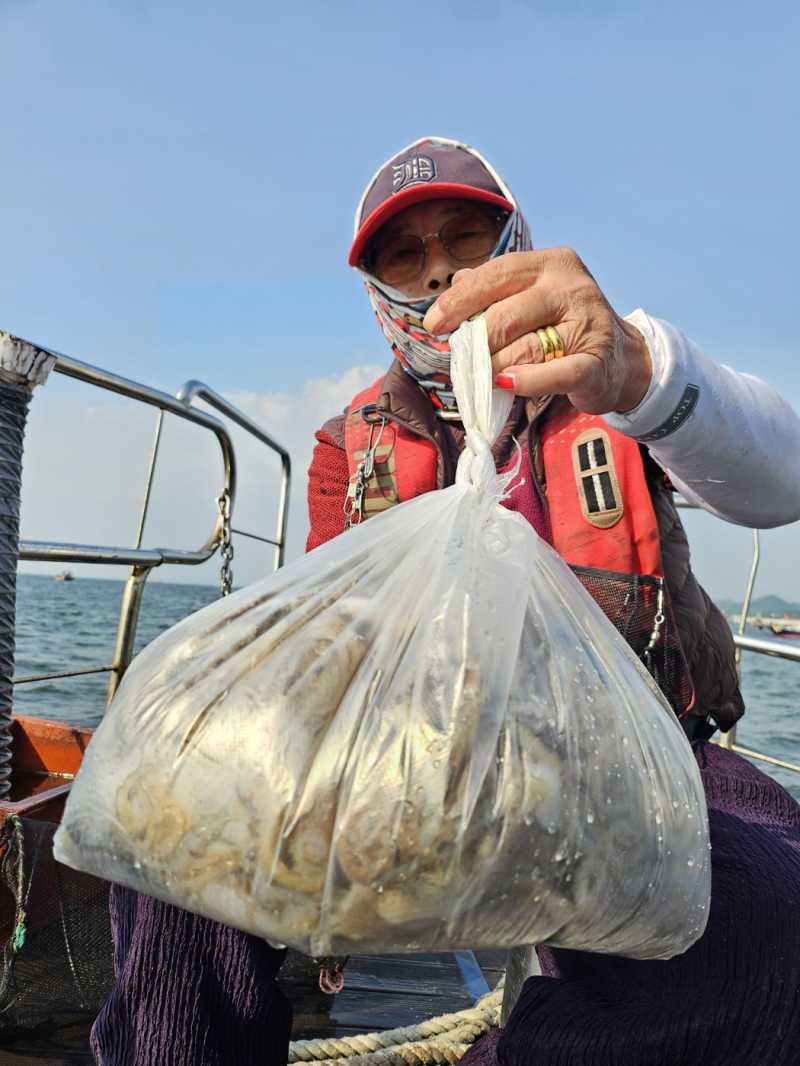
[0,813,115,1059]
[570,566,694,719]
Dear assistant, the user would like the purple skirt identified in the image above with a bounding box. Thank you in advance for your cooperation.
[463,742,800,1066]
[91,886,291,1066]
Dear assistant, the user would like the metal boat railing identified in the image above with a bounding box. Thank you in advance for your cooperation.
[13,352,291,710]
[675,496,800,776]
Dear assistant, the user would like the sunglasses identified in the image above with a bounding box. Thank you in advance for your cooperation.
[364,207,509,287]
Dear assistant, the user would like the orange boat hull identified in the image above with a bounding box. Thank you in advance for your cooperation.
[0,714,93,823]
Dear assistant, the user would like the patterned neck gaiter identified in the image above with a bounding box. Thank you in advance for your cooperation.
[354,144,532,413]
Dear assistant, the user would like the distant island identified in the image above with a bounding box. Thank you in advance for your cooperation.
[717,594,800,618]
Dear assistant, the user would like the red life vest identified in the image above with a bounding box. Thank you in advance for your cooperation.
[342,379,693,717]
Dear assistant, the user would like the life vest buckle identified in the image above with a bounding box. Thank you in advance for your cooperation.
[361,403,384,424]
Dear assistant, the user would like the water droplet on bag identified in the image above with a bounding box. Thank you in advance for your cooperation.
[687,857,695,867]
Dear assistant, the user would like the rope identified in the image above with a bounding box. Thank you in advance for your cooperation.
[0,383,31,798]
[288,980,503,1065]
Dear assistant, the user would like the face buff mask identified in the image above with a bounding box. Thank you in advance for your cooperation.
[351,138,532,414]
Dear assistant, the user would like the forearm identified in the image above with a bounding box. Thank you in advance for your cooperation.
[604,311,800,528]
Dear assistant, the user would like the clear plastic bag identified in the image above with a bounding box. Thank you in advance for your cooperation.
[54,316,710,960]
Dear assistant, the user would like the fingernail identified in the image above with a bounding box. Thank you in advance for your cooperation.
[423,306,444,333]
[495,373,516,391]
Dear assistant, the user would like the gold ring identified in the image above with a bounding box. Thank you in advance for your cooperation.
[546,325,565,358]
[536,328,555,362]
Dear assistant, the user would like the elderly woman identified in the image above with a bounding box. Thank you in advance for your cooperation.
[93,138,800,1066]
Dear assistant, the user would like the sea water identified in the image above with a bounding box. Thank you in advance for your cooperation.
[11,572,800,801]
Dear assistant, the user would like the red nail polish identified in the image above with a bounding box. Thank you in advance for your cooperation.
[495,374,516,391]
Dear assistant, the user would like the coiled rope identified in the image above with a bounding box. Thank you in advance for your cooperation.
[288,979,503,1065]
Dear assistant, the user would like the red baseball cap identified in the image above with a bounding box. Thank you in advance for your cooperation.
[349,137,516,268]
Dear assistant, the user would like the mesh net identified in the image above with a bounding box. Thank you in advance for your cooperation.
[570,565,694,719]
[0,813,114,1057]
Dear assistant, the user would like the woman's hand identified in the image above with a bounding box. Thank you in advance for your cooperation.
[421,248,652,415]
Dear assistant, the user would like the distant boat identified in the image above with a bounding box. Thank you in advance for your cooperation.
[54,569,74,582]
[767,618,800,638]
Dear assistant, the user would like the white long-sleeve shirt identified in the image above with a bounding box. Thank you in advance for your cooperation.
[602,310,800,529]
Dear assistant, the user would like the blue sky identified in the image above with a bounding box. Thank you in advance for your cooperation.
[1,0,799,597]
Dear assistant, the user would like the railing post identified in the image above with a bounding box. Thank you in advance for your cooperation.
[723,529,761,750]
[105,565,154,710]
[0,333,56,797]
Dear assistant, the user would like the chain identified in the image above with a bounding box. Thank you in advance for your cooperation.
[217,487,234,597]
[343,415,386,530]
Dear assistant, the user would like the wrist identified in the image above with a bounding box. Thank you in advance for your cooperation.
[615,322,652,413]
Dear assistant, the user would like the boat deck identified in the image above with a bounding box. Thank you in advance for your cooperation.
[2,949,508,1065]
[284,949,507,1042]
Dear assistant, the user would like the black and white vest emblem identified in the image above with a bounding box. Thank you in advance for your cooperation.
[572,428,624,528]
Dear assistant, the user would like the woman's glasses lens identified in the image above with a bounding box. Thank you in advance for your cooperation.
[371,235,425,286]
[368,208,506,286]
[440,209,504,262]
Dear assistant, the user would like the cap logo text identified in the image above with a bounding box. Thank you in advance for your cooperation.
[392,156,437,192]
